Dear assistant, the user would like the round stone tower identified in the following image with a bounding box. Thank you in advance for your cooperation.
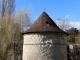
[22,12,68,60]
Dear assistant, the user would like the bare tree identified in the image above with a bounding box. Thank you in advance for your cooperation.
[1,0,15,16]
[54,18,71,31]
[0,0,31,60]
[0,8,31,60]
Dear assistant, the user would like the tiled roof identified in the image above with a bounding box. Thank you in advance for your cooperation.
[23,12,68,35]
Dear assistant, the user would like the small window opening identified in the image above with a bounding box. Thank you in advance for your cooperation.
[45,21,49,24]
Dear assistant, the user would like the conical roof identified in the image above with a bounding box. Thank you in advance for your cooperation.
[23,12,68,35]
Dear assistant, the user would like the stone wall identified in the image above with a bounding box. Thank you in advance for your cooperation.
[23,33,67,60]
